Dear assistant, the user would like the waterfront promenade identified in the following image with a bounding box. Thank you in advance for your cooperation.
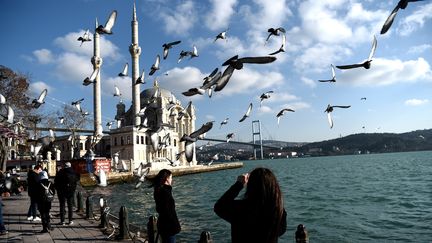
[1,193,110,242]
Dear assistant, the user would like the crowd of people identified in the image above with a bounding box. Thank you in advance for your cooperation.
[1,163,309,242]
[0,161,79,234]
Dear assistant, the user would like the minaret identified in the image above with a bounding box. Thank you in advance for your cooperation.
[92,18,103,137]
[129,2,141,127]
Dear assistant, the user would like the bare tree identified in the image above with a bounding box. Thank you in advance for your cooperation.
[0,65,34,170]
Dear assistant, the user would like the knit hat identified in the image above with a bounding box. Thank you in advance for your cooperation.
[40,171,49,180]
[65,162,72,168]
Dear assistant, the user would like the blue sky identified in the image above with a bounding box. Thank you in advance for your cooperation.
[1,0,431,143]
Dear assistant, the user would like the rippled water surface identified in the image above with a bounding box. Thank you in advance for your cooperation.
[87,151,432,242]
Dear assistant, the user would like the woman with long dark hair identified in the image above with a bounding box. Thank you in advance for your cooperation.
[150,169,181,243]
[214,167,287,243]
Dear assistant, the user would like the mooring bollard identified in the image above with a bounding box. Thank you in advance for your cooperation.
[117,206,130,240]
[198,231,213,243]
[147,216,158,243]
[86,195,94,219]
[76,191,84,213]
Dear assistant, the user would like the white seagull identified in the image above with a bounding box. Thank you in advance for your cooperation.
[118,63,128,77]
[324,104,351,129]
[32,89,48,109]
[239,103,253,122]
[96,10,117,34]
[336,35,377,70]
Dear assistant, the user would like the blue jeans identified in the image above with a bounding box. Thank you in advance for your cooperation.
[27,196,38,218]
[160,235,176,243]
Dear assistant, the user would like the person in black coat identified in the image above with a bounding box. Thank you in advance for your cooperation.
[27,165,42,221]
[214,167,287,243]
[150,169,181,243]
[36,171,54,233]
[54,162,79,225]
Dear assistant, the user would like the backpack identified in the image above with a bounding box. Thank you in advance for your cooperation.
[42,182,55,202]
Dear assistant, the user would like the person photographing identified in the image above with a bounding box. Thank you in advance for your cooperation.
[214,167,287,243]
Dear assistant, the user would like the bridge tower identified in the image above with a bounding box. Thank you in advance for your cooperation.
[252,120,263,160]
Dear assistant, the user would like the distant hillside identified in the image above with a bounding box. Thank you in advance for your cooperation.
[296,129,432,156]
[197,129,432,161]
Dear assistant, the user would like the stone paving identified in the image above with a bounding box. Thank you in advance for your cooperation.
[1,193,113,242]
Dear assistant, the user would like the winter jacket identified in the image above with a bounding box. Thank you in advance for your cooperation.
[154,184,181,237]
[214,181,287,243]
[54,167,79,198]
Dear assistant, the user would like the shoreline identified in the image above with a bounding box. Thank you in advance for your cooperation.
[80,162,244,187]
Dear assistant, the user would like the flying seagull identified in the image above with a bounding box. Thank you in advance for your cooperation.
[0,106,14,124]
[32,89,48,109]
[318,64,336,82]
[381,0,424,35]
[0,94,6,105]
[162,40,181,60]
[96,10,117,34]
[214,29,228,42]
[226,133,235,143]
[113,85,121,97]
[83,68,99,86]
[276,108,295,125]
[265,27,286,45]
[268,33,286,55]
[361,97,367,100]
[260,91,274,106]
[239,103,253,122]
[106,121,113,129]
[336,35,377,70]
[177,45,198,63]
[77,29,91,46]
[136,69,145,84]
[220,118,229,128]
[324,104,351,129]
[180,121,214,162]
[118,63,128,77]
[71,98,84,112]
[215,55,277,92]
[58,116,64,124]
[149,55,160,76]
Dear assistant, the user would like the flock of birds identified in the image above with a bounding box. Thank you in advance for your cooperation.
[0,0,426,171]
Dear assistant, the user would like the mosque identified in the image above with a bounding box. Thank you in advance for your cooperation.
[54,4,197,171]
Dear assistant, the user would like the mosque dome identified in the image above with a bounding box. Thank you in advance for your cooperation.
[140,86,178,104]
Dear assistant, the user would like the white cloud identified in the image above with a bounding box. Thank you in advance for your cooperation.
[294,43,352,72]
[216,67,285,96]
[397,3,432,36]
[241,0,292,31]
[159,0,197,36]
[301,76,317,88]
[33,49,54,64]
[54,30,121,61]
[205,0,238,31]
[103,76,133,101]
[28,81,53,97]
[338,57,432,86]
[280,101,310,111]
[404,99,429,106]
[407,44,432,54]
[55,52,93,83]
[258,105,272,113]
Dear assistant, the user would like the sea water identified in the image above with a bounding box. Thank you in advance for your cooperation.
[86,151,432,242]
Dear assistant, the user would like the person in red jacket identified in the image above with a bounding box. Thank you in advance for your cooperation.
[214,167,287,243]
[150,169,181,243]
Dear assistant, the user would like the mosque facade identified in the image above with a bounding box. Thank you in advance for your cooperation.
[54,4,197,170]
